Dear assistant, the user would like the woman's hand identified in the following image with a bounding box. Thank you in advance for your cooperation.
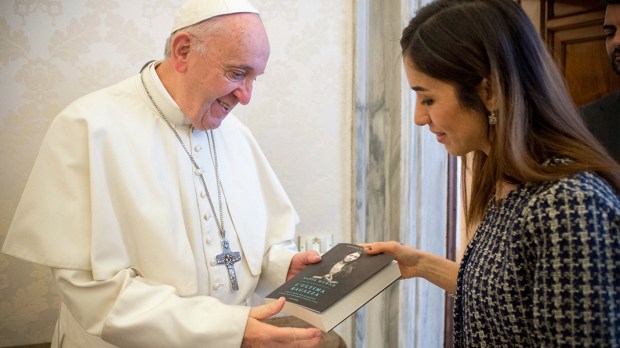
[360,241,424,279]
[360,241,459,293]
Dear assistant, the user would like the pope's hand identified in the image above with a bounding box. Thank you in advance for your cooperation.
[241,297,323,348]
[287,250,322,281]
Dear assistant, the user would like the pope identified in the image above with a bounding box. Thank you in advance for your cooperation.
[2,0,324,347]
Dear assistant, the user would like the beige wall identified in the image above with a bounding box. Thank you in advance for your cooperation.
[0,0,353,346]
[521,0,542,33]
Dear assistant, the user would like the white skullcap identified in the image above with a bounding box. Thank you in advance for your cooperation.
[171,0,259,33]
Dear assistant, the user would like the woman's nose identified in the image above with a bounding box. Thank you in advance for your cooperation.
[413,102,429,126]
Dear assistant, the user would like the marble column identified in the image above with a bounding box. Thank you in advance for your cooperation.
[352,0,449,347]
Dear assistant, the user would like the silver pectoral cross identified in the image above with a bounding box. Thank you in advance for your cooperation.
[216,239,241,291]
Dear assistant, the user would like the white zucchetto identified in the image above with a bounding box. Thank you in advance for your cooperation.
[171,0,259,33]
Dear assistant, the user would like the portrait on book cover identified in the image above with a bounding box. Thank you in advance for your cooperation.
[312,251,361,284]
[266,243,397,315]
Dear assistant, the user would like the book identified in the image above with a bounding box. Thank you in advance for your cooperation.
[265,243,401,332]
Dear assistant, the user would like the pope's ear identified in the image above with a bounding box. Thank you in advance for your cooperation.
[170,32,192,72]
[478,78,497,111]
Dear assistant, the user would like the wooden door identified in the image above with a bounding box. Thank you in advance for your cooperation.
[528,0,620,106]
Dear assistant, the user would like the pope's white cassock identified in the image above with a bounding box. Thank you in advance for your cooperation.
[2,61,299,347]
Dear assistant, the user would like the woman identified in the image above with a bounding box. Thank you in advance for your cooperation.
[364,0,620,346]
[312,251,361,284]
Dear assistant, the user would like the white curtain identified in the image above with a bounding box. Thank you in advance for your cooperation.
[352,0,449,347]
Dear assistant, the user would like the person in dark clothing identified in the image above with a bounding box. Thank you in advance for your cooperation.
[580,0,620,163]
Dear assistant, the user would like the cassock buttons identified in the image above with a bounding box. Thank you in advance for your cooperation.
[200,191,207,198]
[204,212,211,221]
[194,145,202,152]
[194,168,204,176]
[213,283,223,291]
[205,236,213,244]
[210,259,217,266]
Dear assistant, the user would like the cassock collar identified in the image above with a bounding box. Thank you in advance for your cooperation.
[141,61,191,128]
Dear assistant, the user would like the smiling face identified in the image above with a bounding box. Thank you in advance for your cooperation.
[178,13,270,130]
[604,4,620,75]
[403,57,491,156]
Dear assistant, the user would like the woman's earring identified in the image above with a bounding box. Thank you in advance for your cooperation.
[488,111,497,126]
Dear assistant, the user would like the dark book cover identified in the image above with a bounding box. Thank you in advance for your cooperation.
[267,243,396,313]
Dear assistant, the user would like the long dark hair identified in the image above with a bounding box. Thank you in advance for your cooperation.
[401,0,620,233]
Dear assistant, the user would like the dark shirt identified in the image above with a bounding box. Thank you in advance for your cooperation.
[454,170,620,347]
[580,90,620,164]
